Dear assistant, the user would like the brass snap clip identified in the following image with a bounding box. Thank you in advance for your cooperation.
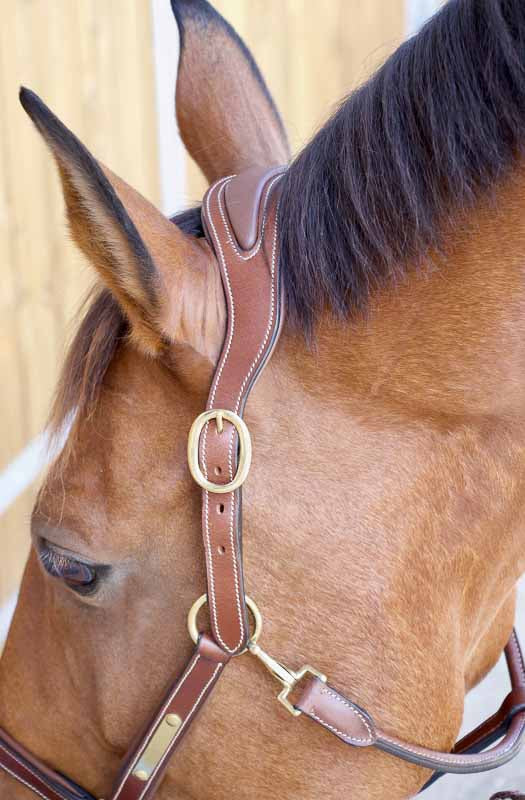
[187,409,252,494]
[248,640,327,717]
[187,593,326,715]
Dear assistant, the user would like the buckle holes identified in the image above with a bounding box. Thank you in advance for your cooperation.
[214,466,222,476]
[217,503,225,514]
[218,545,226,555]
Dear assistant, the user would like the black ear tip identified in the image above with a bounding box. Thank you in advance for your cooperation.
[170,0,213,39]
[19,86,45,120]
[19,86,32,109]
[170,0,192,20]
[170,0,196,12]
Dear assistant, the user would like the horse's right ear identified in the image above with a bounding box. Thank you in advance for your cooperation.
[172,0,290,183]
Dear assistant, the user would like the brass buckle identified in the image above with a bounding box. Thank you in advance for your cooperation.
[248,641,327,716]
[187,409,252,494]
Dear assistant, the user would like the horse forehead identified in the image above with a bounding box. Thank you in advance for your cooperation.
[36,354,199,543]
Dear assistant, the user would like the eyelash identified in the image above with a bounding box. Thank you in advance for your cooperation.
[39,543,99,594]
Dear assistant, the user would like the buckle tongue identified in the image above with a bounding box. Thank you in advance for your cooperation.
[187,409,252,494]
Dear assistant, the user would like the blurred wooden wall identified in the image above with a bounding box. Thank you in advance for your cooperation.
[186,1,405,200]
[0,2,160,619]
[1,1,404,630]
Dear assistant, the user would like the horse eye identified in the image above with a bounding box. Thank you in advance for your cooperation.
[38,540,99,595]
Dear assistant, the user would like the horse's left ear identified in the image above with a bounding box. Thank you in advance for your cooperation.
[19,87,225,362]
[172,0,290,183]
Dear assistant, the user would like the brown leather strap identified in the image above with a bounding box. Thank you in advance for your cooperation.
[420,630,525,792]
[110,635,229,800]
[109,168,285,795]
[198,169,284,654]
[295,630,525,775]
[0,637,229,800]
[0,728,95,800]
[2,164,524,799]
[108,168,285,797]
[2,629,524,800]
[0,168,285,800]
[295,679,377,747]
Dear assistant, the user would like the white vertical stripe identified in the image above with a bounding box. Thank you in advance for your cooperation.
[0,417,72,517]
[151,0,187,216]
[1,1,182,517]
[0,433,49,516]
[0,592,18,649]
[1,3,186,643]
[405,0,443,37]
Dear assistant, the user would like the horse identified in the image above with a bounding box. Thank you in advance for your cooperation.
[2,0,525,798]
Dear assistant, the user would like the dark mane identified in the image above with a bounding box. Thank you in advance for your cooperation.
[51,0,525,436]
[279,0,525,333]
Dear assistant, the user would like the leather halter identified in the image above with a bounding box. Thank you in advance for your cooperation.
[1,167,524,799]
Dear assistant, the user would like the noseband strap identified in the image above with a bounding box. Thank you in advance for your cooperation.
[110,635,230,800]
[1,167,524,799]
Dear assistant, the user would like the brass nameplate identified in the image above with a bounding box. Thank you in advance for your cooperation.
[132,713,183,782]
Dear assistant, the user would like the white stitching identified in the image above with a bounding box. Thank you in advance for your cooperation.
[378,722,525,767]
[231,188,280,414]
[221,178,281,537]
[0,759,49,800]
[376,634,525,769]
[200,173,282,653]
[511,630,525,682]
[112,654,201,799]
[0,739,64,799]
[206,178,238,411]
[201,178,244,654]
[310,713,371,745]
[217,173,281,262]
[310,689,374,744]
[137,663,223,800]
[208,174,281,413]
[203,489,236,650]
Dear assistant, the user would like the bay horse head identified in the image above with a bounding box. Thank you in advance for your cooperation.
[2,1,525,798]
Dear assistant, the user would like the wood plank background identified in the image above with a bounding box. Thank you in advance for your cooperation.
[0,1,160,614]
[186,0,404,200]
[1,1,404,622]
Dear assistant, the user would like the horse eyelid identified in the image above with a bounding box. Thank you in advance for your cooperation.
[38,542,99,590]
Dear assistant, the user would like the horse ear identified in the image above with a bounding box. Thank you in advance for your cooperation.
[19,87,225,361]
[171,0,290,183]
